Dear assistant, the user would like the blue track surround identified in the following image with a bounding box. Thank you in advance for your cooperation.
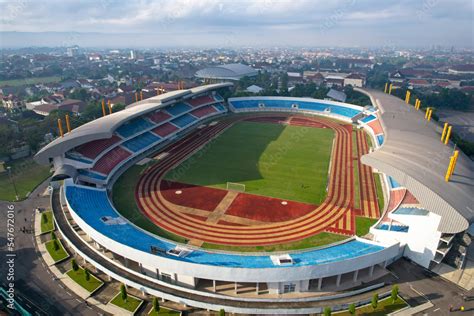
[64,182,386,269]
[388,176,401,189]
[376,134,384,146]
[361,115,376,123]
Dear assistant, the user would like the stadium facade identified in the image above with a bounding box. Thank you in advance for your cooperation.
[35,83,474,313]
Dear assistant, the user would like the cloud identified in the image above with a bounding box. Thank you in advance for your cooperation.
[0,0,472,47]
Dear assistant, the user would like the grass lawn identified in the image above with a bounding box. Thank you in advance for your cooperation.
[112,164,187,244]
[0,76,61,87]
[149,307,181,315]
[66,267,103,293]
[355,217,378,236]
[110,292,143,313]
[166,121,334,205]
[45,239,69,263]
[0,158,51,201]
[352,130,360,209]
[202,232,347,252]
[334,296,407,315]
[40,211,54,234]
[374,173,385,212]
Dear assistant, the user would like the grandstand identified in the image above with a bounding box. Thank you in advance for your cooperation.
[34,83,473,314]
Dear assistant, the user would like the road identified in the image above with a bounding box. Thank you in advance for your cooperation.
[0,178,101,316]
[390,258,474,315]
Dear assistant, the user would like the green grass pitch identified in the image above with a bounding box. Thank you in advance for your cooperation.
[165,121,334,205]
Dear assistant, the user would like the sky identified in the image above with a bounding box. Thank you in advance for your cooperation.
[0,0,473,48]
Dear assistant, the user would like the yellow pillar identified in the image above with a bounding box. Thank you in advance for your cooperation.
[405,90,411,103]
[65,114,71,133]
[57,118,64,137]
[388,83,393,94]
[425,107,430,119]
[441,123,449,142]
[445,155,455,182]
[384,82,388,93]
[427,109,433,121]
[101,100,106,117]
[416,99,421,110]
[450,150,459,177]
[444,126,452,145]
[108,100,112,114]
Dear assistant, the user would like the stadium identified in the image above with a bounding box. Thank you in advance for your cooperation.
[34,83,474,313]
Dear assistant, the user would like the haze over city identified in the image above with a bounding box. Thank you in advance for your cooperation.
[1,0,473,48]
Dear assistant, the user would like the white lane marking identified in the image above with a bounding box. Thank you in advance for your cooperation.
[433,308,440,312]
[66,291,72,296]
[75,298,81,303]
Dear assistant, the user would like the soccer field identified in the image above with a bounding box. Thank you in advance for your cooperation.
[165,121,334,204]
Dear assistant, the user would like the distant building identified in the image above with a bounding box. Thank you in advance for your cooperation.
[326,89,347,102]
[448,64,474,75]
[130,50,136,60]
[343,73,365,87]
[66,46,78,57]
[33,99,85,116]
[195,63,257,81]
[246,85,264,94]
[335,58,374,70]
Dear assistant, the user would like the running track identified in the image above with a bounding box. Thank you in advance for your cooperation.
[136,115,359,246]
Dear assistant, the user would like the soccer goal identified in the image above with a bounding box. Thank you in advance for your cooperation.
[226,182,246,192]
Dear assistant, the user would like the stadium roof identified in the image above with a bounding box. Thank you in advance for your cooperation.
[195,63,258,80]
[34,83,233,165]
[358,88,474,233]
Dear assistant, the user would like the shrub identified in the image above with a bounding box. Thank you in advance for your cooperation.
[84,268,90,281]
[120,283,127,302]
[219,309,225,316]
[323,307,331,316]
[71,259,79,271]
[53,239,59,251]
[371,293,379,310]
[391,285,399,303]
[152,297,160,312]
[348,303,356,314]
[51,231,57,240]
[42,213,48,223]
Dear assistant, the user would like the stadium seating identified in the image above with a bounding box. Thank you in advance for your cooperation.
[122,132,161,153]
[377,134,384,146]
[152,122,179,137]
[170,114,197,128]
[230,99,361,118]
[186,95,215,107]
[361,114,376,123]
[78,169,107,180]
[75,135,122,159]
[148,111,171,124]
[92,146,131,175]
[164,102,192,116]
[190,105,217,118]
[115,117,154,138]
[213,103,226,112]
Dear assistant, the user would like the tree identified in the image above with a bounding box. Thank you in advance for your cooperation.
[53,239,59,251]
[120,283,128,302]
[152,297,160,312]
[51,231,57,240]
[323,307,331,316]
[42,213,48,224]
[391,285,399,303]
[84,268,90,281]
[71,258,79,271]
[219,309,225,316]
[371,293,379,310]
[348,303,356,315]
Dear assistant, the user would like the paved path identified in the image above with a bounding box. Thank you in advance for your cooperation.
[0,179,101,316]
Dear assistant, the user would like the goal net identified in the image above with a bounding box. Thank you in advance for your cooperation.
[226,182,246,192]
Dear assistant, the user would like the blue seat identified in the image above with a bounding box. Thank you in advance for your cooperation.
[122,132,161,152]
[116,118,154,138]
[171,114,197,128]
[165,102,192,116]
